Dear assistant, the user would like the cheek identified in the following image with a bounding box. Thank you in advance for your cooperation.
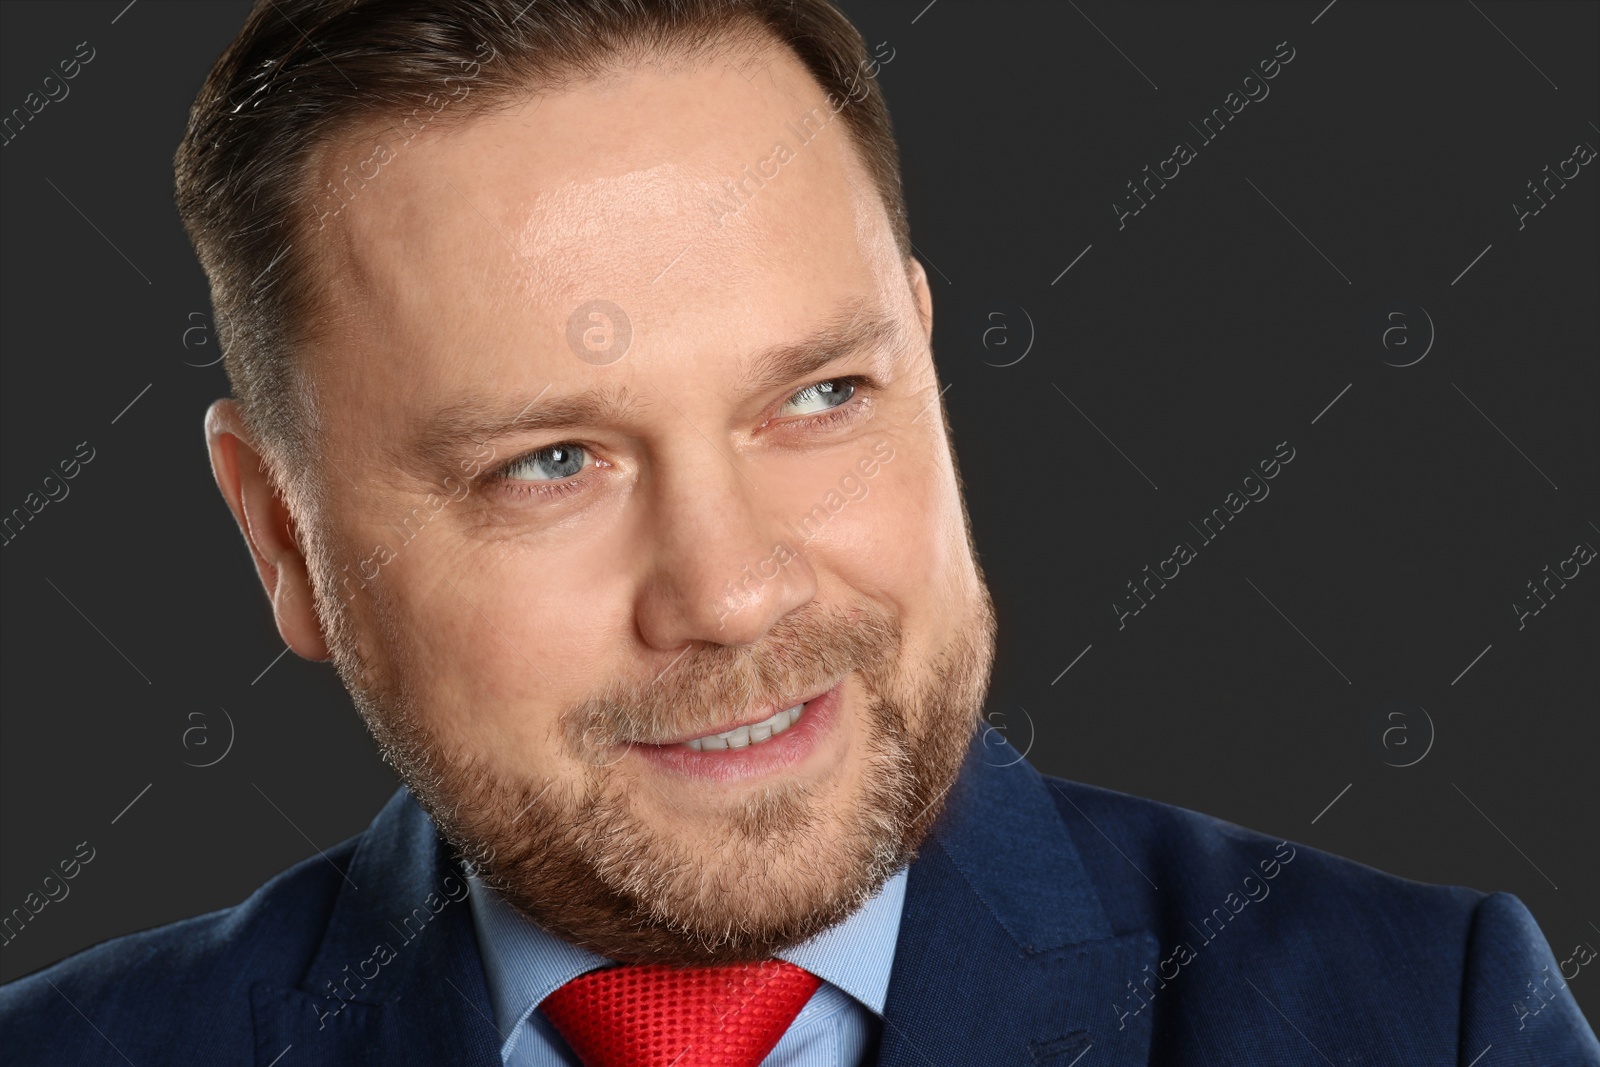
[815,443,958,606]
[357,539,597,758]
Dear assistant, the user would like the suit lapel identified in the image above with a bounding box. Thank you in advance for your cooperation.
[876,732,1159,1066]
[249,730,1158,1065]
[248,789,503,1067]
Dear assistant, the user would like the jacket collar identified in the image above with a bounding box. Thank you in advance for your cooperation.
[247,786,504,1066]
[250,728,1155,1066]
[875,728,1158,1066]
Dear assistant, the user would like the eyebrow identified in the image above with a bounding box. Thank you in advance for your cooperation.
[403,298,912,473]
[405,385,637,477]
[737,300,910,396]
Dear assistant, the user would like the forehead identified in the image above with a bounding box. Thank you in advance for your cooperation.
[304,45,904,411]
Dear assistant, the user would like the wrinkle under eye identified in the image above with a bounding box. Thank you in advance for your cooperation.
[505,444,587,481]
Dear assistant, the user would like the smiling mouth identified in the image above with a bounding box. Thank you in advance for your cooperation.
[676,702,806,751]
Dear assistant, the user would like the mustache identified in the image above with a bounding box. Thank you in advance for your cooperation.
[565,604,901,750]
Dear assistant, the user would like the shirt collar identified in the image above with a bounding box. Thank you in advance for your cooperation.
[467,865,908,1061]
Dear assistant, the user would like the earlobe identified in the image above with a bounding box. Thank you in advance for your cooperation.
[205,400,331,662]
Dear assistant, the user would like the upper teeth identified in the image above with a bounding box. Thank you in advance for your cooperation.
[680,704,804,751]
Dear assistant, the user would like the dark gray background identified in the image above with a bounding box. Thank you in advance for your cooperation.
[3,0,1596,1029]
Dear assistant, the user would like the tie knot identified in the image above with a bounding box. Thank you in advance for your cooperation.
[539,958,822,1067]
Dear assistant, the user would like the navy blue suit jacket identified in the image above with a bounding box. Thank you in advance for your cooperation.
[4,731,1597,1065]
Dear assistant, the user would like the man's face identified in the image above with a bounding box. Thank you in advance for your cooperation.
[248,43,995,964]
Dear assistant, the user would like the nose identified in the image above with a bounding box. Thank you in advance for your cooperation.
[633,453,817,651]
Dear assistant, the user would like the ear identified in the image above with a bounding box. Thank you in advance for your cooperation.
[906,256,934,341]
[205,399,331,662]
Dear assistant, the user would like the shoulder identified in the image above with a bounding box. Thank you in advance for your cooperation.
[1041,771,1485,934]
[1038,774,1484,1003]
[0,835,357,1067]
[1039,774,1599,1062]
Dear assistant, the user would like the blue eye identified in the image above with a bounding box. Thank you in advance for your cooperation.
[504,443,587,481]
[782,379,856,417]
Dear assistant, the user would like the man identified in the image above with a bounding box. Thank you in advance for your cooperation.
[1,1,1595,1064]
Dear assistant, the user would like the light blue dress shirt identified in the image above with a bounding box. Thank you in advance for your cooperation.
[465,866,908,1066]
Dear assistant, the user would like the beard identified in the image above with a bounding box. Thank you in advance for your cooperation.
[314,556,996,965]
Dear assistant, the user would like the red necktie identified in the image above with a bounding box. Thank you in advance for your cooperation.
[539,959,822,1067]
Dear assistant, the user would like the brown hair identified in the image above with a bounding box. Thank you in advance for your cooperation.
[174,0,907,498]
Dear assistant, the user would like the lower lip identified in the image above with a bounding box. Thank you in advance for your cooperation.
[631,681,843,784]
